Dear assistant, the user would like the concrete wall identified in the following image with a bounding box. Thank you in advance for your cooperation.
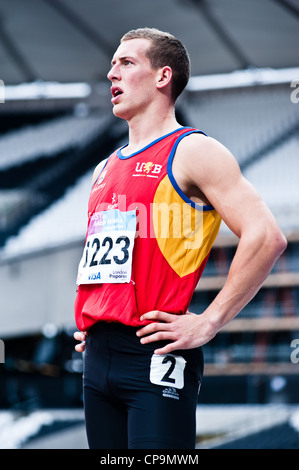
[0,241,84,338]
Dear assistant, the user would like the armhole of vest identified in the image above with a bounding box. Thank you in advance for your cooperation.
[92,156,110,188]
[167,130,215,212]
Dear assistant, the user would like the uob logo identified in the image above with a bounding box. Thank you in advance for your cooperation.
[134,162,162,176]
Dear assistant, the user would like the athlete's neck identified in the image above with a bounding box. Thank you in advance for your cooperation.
[123,108,180,156]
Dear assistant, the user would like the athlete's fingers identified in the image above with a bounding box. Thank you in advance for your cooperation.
[139,329,184,354]
[74,331,86,341]
[140,310,179,323]
[139,330,176,346]
[137,318,173,339]
[74,331,87,353]
[137,310,185,341]
[75,342,86,353]
[153,340,184,355]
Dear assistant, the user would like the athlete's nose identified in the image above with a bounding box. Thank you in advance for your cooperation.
[107,63,120,82]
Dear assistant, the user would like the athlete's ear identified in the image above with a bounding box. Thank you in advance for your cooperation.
[156,66,172,91]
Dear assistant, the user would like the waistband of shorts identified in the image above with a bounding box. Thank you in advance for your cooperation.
[86,320,162,355]
[87,321,204,370]
[88,321,139,335]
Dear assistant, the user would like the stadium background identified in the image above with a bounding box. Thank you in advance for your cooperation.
[0,0,298,449]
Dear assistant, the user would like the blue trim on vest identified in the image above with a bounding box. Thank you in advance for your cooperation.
[92,157,110,188]
[167,130,215,212]
[117,127,193,159]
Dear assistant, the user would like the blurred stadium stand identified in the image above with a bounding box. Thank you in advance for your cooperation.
[0,112,127,248]
[0,0,298,449]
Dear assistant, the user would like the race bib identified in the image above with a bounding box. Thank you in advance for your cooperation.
[77,209,136,285]
[150,353,186,389]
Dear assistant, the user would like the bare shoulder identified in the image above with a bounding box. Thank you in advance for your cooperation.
[91,158,108,185]
[178,132,239,167]
[175,132,241,189]
[175,132,280,239]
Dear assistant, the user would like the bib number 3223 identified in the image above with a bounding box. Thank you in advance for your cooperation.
[76,209,136,285]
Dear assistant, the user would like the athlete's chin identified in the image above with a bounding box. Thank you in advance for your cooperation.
[112,105,132,121]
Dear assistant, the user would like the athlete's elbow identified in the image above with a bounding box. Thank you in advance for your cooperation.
[261,224,287,262]
[272,229,287,258]
[244,218,287,267]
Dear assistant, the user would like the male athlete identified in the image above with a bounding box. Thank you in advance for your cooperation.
[74,28,286,449]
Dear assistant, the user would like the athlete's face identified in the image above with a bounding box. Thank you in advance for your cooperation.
[107,38,160,120]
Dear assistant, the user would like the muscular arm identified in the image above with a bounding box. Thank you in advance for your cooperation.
[186,135,286,327]
[137,134,287,354]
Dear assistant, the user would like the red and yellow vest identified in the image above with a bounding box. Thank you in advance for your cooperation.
[74,127,221,330]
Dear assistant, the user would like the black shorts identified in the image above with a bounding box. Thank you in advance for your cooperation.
[83,321,204,449]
